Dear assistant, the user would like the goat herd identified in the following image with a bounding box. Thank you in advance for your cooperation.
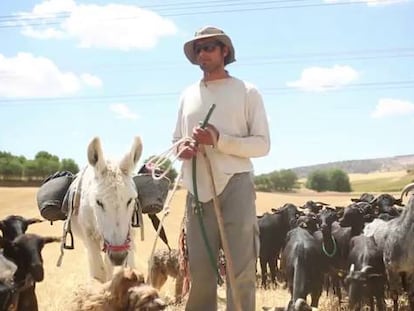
[258,182,414,311]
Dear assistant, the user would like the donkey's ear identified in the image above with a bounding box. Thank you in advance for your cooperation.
[120,136,143,175]
[87,137,106,172]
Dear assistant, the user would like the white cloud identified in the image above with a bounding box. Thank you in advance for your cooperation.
[30,0,77,14]
[287,65,359,92]
[81,73,102,88]
[323,0,407,6]
[371,98,414,118]
[0,52,101,97]
[21,27,65,39]
[17,0,75,39]
[17,1,178,50]
[109,103,139,120]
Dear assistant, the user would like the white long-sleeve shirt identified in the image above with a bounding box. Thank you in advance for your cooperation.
[173,76,270,202]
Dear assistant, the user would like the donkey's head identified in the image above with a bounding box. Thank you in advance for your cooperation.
[87,136,142,266]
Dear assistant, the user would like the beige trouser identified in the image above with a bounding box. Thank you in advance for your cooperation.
[185,172,259,311]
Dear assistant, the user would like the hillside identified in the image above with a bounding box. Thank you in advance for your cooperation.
[290,154,414,178]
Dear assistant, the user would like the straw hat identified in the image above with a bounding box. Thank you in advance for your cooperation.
[183,26,236,65]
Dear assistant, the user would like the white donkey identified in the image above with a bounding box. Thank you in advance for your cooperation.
[71,136,142,282]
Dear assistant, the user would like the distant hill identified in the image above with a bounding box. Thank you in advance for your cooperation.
[290,154,414,178]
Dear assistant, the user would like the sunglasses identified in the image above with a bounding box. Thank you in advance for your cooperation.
[194,41,222,55]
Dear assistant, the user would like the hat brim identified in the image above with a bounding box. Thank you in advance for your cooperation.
[183,33,235,65]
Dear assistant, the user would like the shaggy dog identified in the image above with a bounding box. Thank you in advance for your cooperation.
[148,248,184,303]
[127,284,166,310]
[68,267,165,311]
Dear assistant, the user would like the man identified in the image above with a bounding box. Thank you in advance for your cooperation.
[172,25,270,311]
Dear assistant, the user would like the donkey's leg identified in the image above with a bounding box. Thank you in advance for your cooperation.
[126,249,136,268]
[103,253,114,280]
[84,237,106,282]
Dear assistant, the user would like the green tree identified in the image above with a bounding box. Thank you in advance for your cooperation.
[328,168,351,192]
[0,157,24,178]
[254,175,273,192]
[60,158,80,174]
[35,151,59,162]
[268,171,281,190]
[0,150,79,180]
[0,151,13,160]
[16,155,27,164]
[254,169,298,192]
[279,169,298,190]
[306,168,351,192]
[24,151,61,179]
[306,170,330,192]
[23,160,40,179]
[36,157,60,178]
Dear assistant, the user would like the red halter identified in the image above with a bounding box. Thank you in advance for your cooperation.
[102,232,131,253]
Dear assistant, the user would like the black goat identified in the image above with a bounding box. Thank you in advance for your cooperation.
[0,215,42,241]
[345,235,386,311]
[258,203,299,288]
[0,234,60,311]
[280,215,323,310]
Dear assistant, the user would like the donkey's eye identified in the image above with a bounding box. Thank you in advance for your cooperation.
[127,198,133,207]
[96,200,104,210]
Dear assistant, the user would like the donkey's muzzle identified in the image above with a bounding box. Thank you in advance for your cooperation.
[108,250,128,266]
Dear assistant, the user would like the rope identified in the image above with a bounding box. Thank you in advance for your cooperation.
[145,140,186,181]
[147,170,182,284]
[178,211,191,298]
[144,105,221,284]
[56,167,87,267]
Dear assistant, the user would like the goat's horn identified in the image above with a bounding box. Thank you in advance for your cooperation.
[401,182,414,200]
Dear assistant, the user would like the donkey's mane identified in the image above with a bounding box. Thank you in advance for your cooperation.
[93,160,131,184]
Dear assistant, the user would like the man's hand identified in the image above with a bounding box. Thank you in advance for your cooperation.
[192,123,219,146]
[177,139,198,160]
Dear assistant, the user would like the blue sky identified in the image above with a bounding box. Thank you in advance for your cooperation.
[0,0,413,175]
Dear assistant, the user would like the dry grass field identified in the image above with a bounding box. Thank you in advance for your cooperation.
[347,170,407,181]
[0,186,408,310]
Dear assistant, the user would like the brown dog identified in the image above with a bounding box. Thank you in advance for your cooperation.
[148,248,184,303]
[127,285,167,310]
[68,267,165,311]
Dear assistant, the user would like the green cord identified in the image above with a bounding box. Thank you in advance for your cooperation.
[191,104,223,285]
[322,235,337,258]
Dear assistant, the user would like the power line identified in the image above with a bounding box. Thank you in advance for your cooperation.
[267,80,414,94]
[0,80,413,105]
[0,48,412,77]
[0,0,281,21]
[0,0,401,29]
[0,0,347,21]
[0,12,69,23]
